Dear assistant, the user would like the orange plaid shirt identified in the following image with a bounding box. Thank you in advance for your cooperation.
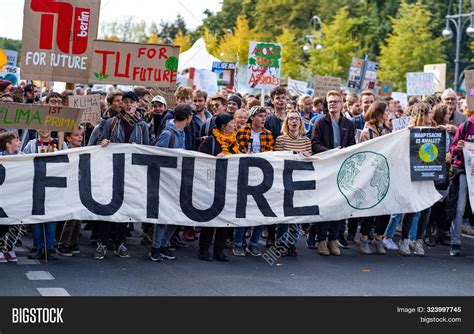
[235,125,274,153]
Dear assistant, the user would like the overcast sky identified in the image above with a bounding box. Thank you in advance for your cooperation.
[0,0,222,40]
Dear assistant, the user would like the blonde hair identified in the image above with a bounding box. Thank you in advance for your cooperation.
[326,90,342,100]
[409,102,434,127]
[281,111,306,136]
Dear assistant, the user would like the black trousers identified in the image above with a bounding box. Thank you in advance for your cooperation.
[316,221,342,242]
[199,227,230,254]
[360,215,390,237]
[348,218,360,235]
[99,222,126,245]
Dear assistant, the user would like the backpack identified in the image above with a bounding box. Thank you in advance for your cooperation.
[151,129,176,148]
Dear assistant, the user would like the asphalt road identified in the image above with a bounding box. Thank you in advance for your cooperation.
[1,227,474,296]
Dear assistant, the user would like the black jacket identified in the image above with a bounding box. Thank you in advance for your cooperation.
[311,113,356,154]
[198,134,222,156]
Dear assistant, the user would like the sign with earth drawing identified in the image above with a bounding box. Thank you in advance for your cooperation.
[337,151,390,210]
[247,41,282,90]
[409,128,446,181]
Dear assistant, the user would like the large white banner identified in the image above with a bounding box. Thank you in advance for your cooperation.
[463,142,474,210]
[0,130,440,226]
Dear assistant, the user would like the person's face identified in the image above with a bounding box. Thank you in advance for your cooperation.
[272,94,287,111]
[179,96,193,105]
[38,130,51,140]
[303,98,312,113]
[152,102,166,115]
[220,89,229,99]
[251,112,266,129]
[111,95,122,112]
[442,93,457,112]
[327,95,343,114]
[286,103,295,113]
[1,84,12,94]
[382,107,389,122]
[288,112,301,132]
[222,119,237,135]
[66,129,84,148]
[212,101,227,115]
[234,112,248,127]
[7,138,21,153]
[122,97,137,115]
[388,100,398,113]
[314,102,323,113]
[48,97,62,106]
[193,95,206,112]
[349,101,361,115]
[227,101,239,113]
[361,95,375,112]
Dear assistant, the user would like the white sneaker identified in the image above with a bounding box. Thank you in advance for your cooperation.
[409,240,416,251]
[383,238,399,251]
[399,239,411,256]
[461,225,474,236]
[414,239,425,256]
[0,252,7,263]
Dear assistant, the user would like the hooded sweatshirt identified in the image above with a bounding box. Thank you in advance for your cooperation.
[156,119,186,149]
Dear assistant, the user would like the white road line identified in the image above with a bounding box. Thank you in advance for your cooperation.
[17,257,40,265]
[15,246,28,253]
[462,234,474,239]
[37,288,70,296]
[25,271,55,280]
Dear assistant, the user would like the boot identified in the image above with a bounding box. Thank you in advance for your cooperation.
[317,240,330,256]
[328,240,341,256]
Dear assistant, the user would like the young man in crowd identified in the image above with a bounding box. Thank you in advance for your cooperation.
[192,90,212,144]
[344,93,364,131]
[227,94,242,114]
[149,104,193,262]
[148,95,168,143]
[298,95,316,134]
[360,90,376,115]
[201,95,229,139]
[88,91,123,146]
[311,90,356,256]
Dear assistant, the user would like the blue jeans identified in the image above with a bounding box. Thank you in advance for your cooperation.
[278,224,302,246]
[234,226,262,247]
[385,213,418,240]
[152,224,177,248]
[32,222,57,249]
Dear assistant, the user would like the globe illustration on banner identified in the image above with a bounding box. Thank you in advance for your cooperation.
[419,143,438,163]
[337,152,390,210]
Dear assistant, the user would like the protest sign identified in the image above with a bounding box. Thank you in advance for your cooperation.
[378,82,393,97]
[0,66,20,86]
[463,142,474,210]
[0,49,18,67]
[68,95,101,125]
[362,61,378,90]
[347,57,363,89]
[149,86,178,109]
[20,0,101,83]
[0,102,83,132]
[287,78,309,95]
[193,69,218,96]
[464,70,474,112]
[0,129,440,226]
[212,62,236,89]
[392,92,408,108]
[409,128,446,181]
[313,76,341,98]
[392,116,412,131]
[247,41,282,89]
[89,40,180,87]
[406,72,435,96]
[424,63,446,93]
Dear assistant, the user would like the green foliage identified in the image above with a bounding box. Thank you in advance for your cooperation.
[0,37,21,52]
[378,1,445,91]
[276,28,304,79]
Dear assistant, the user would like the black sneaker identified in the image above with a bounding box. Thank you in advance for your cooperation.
[198,249,212,261]
[232,246,246,257]
[46,248,59,260]
[170,235,187,248]
[149,247,163,262]
[306,237,316,249]
[57,245,72,257]
[28,248,44,260]
[160,247,176,260]
[70,243,80,254]
[114,243,130,258]
[337,237,349,249]
[94,243,107,260]
[246,244,262,257]
[449,244,461,256]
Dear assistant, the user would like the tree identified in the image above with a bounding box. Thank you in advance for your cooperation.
[308,7,360,79]
[101,17,148,43]
[173,30,191,53]
[378,1,445,91]
[276,28,304,80]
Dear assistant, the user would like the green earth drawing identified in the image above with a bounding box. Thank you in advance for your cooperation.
[337,152,390,210]
[418,143,438,163]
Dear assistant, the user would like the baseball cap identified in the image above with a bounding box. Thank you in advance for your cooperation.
[122,91,139,102]
[151,95,167,107]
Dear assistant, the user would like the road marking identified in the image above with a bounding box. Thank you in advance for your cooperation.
[25,271,54,280]
[37,288,70,296]
[17,257,40,265]
[462,234,474,239]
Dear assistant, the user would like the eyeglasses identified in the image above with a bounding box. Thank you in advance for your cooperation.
[48,99,62,105]
[288,117,300,122]
[443,98,457,101]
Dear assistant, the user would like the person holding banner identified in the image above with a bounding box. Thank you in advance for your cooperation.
[310,90,356,256]
[88,92,123,146]
[273,111,312,256]
[233,106,274,257]
[148,95,168,143]
[0,80,13,95]
[358,101,391,255]
[197,113,239,262]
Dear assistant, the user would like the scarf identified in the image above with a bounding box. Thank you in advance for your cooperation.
[117,109,142,126]
[212,128,239,155]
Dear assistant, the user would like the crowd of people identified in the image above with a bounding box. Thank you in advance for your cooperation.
[0,78,473,264]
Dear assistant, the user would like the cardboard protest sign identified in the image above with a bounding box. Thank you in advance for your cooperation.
[313,75,341,98]
[287,78,309,95]
[0,102,83,132]
[194,69,218,96]
[424,63,446,93]
[68,95,101,125]
[362,61,378,90]
[20,0,101,83]
[247,41,282,89]
[347,57,364,89]
[89,40,180,87]
[378,82,393,97]
[149,86,178,109]
[409,128,446,181]
[392,116,412,131]
[0,129,441,226]
[0,66,20,86]
[0,49,18,67]
[212,62,235,88]
[464,70,474,112]
[406,72,435,96]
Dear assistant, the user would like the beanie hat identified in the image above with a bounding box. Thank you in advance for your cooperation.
[215,113,234,130]
[228,95,242,108]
